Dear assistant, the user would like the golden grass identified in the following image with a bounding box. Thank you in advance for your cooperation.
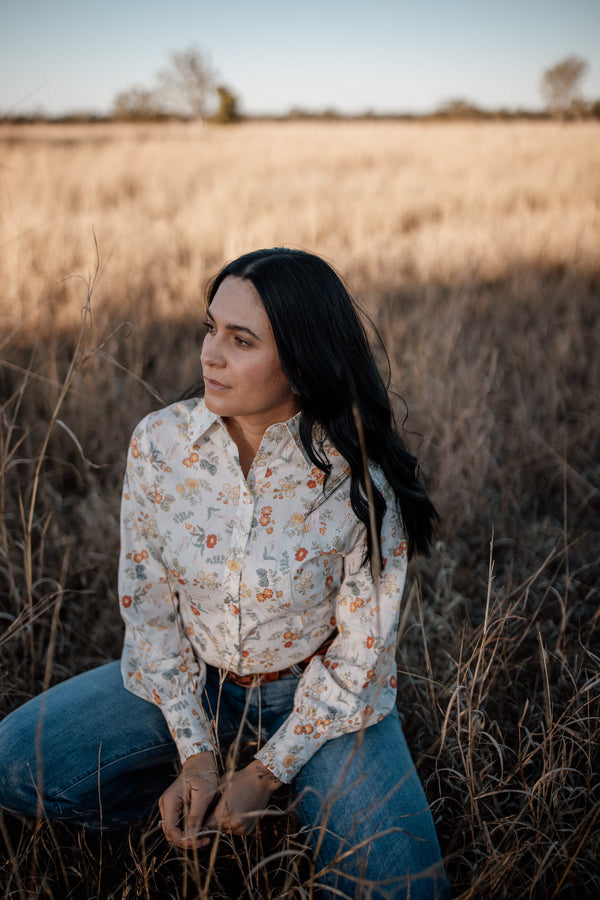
[0,120,599,897]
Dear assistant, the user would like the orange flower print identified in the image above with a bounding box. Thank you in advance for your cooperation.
[350,598,365,613]
[206,534,217,549]
[393,541,408,557]
[133,550,148,563]
[130,438,140,459]
[257,588,274,603]
[259,506,272,526]
[295,547,308,562]
[325,575,333,587]
[366,635,375,649]
[283,630,298,648]
[307,467,325,488]
[390,675,397,689]
[364,704,374,717]
[362,669,377,688]
[152,689,162,706]
[121,595,132,608]
[183,451,199,468]
[294,723,317,735]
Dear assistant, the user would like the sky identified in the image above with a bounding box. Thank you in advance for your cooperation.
[1,0,599,117]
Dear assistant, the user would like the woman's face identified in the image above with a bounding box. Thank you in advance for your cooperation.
[201,276,299,427]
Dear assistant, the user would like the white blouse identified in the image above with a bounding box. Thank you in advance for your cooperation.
[119,398,408,782]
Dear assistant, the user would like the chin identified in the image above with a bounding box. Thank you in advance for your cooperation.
[203,393,226,413]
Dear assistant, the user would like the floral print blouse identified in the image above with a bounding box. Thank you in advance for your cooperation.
[119,398,408,782]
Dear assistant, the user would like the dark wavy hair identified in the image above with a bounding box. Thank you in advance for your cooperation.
[197,247,438,563]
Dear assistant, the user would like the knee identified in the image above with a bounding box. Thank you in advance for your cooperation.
[294,785,449,900]
[0,707,43,817]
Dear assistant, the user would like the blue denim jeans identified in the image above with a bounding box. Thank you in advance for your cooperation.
[0,662,449,899]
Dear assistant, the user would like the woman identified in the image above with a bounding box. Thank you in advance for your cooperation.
[0,248,449,899]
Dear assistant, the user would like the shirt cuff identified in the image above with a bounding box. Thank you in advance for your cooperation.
[254,707,332,782]
[161,692,215,763]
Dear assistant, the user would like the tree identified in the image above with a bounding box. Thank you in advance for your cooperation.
[157,45,216,120]
[540,55,589,117]
[112,86,163,120]
[211,86,240,124]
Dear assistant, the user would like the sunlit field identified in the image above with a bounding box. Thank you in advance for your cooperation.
[1,119,599,898]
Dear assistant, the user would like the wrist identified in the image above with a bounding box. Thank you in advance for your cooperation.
[182,751,218,777]
[251,759,284,792]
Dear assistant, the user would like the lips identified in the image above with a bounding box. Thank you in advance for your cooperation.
[204,377,229,391]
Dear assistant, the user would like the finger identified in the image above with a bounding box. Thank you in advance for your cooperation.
[180,777,220,848]
[183,786,215,846]
[206,795,230,832]
[160,788,187,845]
[209,794,256,835]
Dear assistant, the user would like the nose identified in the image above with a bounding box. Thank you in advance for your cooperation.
[200,333,224,369]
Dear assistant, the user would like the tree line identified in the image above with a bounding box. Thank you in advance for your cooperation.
[3,48,597,124]
[111,48,598,123]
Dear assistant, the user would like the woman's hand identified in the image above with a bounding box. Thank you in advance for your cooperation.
[204,760,283,835]
[158,751,219,848]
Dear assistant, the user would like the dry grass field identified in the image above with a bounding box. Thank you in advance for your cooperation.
[0,119,599,898]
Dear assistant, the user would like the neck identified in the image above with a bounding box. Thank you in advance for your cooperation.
[224,418,261,477]
[223,405,299,478]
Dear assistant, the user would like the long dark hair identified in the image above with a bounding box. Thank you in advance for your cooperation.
[202,247,438,563]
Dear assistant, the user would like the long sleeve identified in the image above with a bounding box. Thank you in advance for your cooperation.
[255,481,407,782]
[117,400,409,779]
[118,417,213,762]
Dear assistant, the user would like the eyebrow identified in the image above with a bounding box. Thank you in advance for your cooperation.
[206,308,262,342]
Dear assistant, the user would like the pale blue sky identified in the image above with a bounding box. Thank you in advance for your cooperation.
[1,0,599,116]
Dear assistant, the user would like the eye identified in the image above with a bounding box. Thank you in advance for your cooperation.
[203,320,215,334]
[234,335,251,347]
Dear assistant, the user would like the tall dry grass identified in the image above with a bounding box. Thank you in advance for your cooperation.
[0,120,599,897]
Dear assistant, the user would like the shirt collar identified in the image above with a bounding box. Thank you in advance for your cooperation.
[188,397,220,442]
[187,398,312,468]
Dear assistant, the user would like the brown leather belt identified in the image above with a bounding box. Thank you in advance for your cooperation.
[223,632,335,687]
